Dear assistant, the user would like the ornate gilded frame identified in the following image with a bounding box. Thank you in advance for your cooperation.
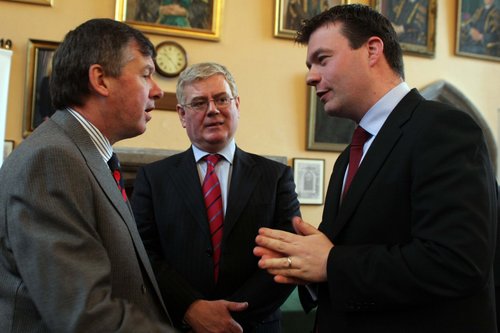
[115,0,224,41]
[274,0,349,39]
[23,39,59,137]
[373,0,437,57]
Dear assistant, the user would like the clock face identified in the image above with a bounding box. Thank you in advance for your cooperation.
[154,41,187,78]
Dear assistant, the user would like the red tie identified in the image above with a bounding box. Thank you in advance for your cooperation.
[108,153,127,202]
[343,126,371,197]
[203,154,224,282]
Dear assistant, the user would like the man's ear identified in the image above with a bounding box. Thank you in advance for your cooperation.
[177,105,187,128]
[366,36,384,67]
[88,64,109,97]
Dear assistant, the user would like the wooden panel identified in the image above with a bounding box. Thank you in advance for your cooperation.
[155,91,177,111]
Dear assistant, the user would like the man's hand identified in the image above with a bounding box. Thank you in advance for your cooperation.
[254,216,333,284]
[469,27,484,41]
[184,299,248,333]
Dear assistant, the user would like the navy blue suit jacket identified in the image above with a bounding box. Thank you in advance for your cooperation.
[302,89,498,333]
[132,146,300,332]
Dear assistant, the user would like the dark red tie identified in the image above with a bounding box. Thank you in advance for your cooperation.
[108,153,127,202]
[203,154,224,282]
[343,126,371,197]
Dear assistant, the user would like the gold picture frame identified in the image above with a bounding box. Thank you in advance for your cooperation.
[0,0,52,6]
[23,39,59,138]
[373,0,437,57]
[115,0,224,41]
[274,0,348,39]
[307,86,355,152]
[455,0,500,62]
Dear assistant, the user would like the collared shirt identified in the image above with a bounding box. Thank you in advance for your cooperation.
[67,108,113,165]
[342,82,411,191]
[358,81,411,161]
[192,139,236,216]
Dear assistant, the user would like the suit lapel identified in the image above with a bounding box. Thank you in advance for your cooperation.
[51,111,169,314]
[320,150,348,236]
[169,149,210,237]
[224,148,258,239]
[328,89,422,238]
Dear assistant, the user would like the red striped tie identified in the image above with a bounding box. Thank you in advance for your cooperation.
[108,153,127,202]
[203,154,224,282]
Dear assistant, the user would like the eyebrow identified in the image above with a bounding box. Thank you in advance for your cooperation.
[144,64,155,75]
[191,92,231,100]
[306,47,331,68]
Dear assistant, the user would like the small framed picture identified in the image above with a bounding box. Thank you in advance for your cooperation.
[373,0,437,57]
[3,140,14,161]
[293,158,325,205]
[456,0,500,62]
[115,0,224,41]
[23,39,60,137]
[307,86,356,152]
[274,0,348,39]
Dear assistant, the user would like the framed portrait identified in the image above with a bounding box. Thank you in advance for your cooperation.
[274,0,349,39]
[373,0,437,57]
[456,0,500,62]
[0,0,52,6]
[23,39,59,138]
[3,140,14,162]
[307,86,356,152]
[115,0,224,41]
[293,158,325,205]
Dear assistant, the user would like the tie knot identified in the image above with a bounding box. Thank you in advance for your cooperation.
[205,154,222,168]
[351,126,371,147]
[107,153,121,171]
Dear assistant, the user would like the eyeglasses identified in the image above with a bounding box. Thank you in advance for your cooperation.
[181,95,236,113]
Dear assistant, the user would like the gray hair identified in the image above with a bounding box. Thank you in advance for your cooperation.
[176,62,239,104]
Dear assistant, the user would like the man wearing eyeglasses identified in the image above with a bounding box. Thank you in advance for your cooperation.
[131,62,300,333]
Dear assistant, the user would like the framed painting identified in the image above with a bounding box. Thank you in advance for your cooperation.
[456,0,500,62]
[274,0,349,39]
[23,39,59,138]
[115,0,224,41]
[307,86,356,152]
[293,158,325,205]
[0,0,52,6]
[373,0,437,57]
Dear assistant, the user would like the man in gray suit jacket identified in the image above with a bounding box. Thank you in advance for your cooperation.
[131,62,300,332]
[0,19,176,332]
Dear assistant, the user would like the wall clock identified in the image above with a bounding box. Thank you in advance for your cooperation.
[154,41,187,78]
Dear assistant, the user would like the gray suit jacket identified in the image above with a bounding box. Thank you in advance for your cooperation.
[0,110,175,332]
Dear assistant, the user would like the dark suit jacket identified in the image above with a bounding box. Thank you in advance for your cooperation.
[132,147,300,332]
[0,111,175,332]
[302,89,498,332]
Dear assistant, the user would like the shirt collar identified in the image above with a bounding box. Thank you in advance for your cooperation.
[192,139,236,164]
[359,82,410,137]
[66,107,113,162]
